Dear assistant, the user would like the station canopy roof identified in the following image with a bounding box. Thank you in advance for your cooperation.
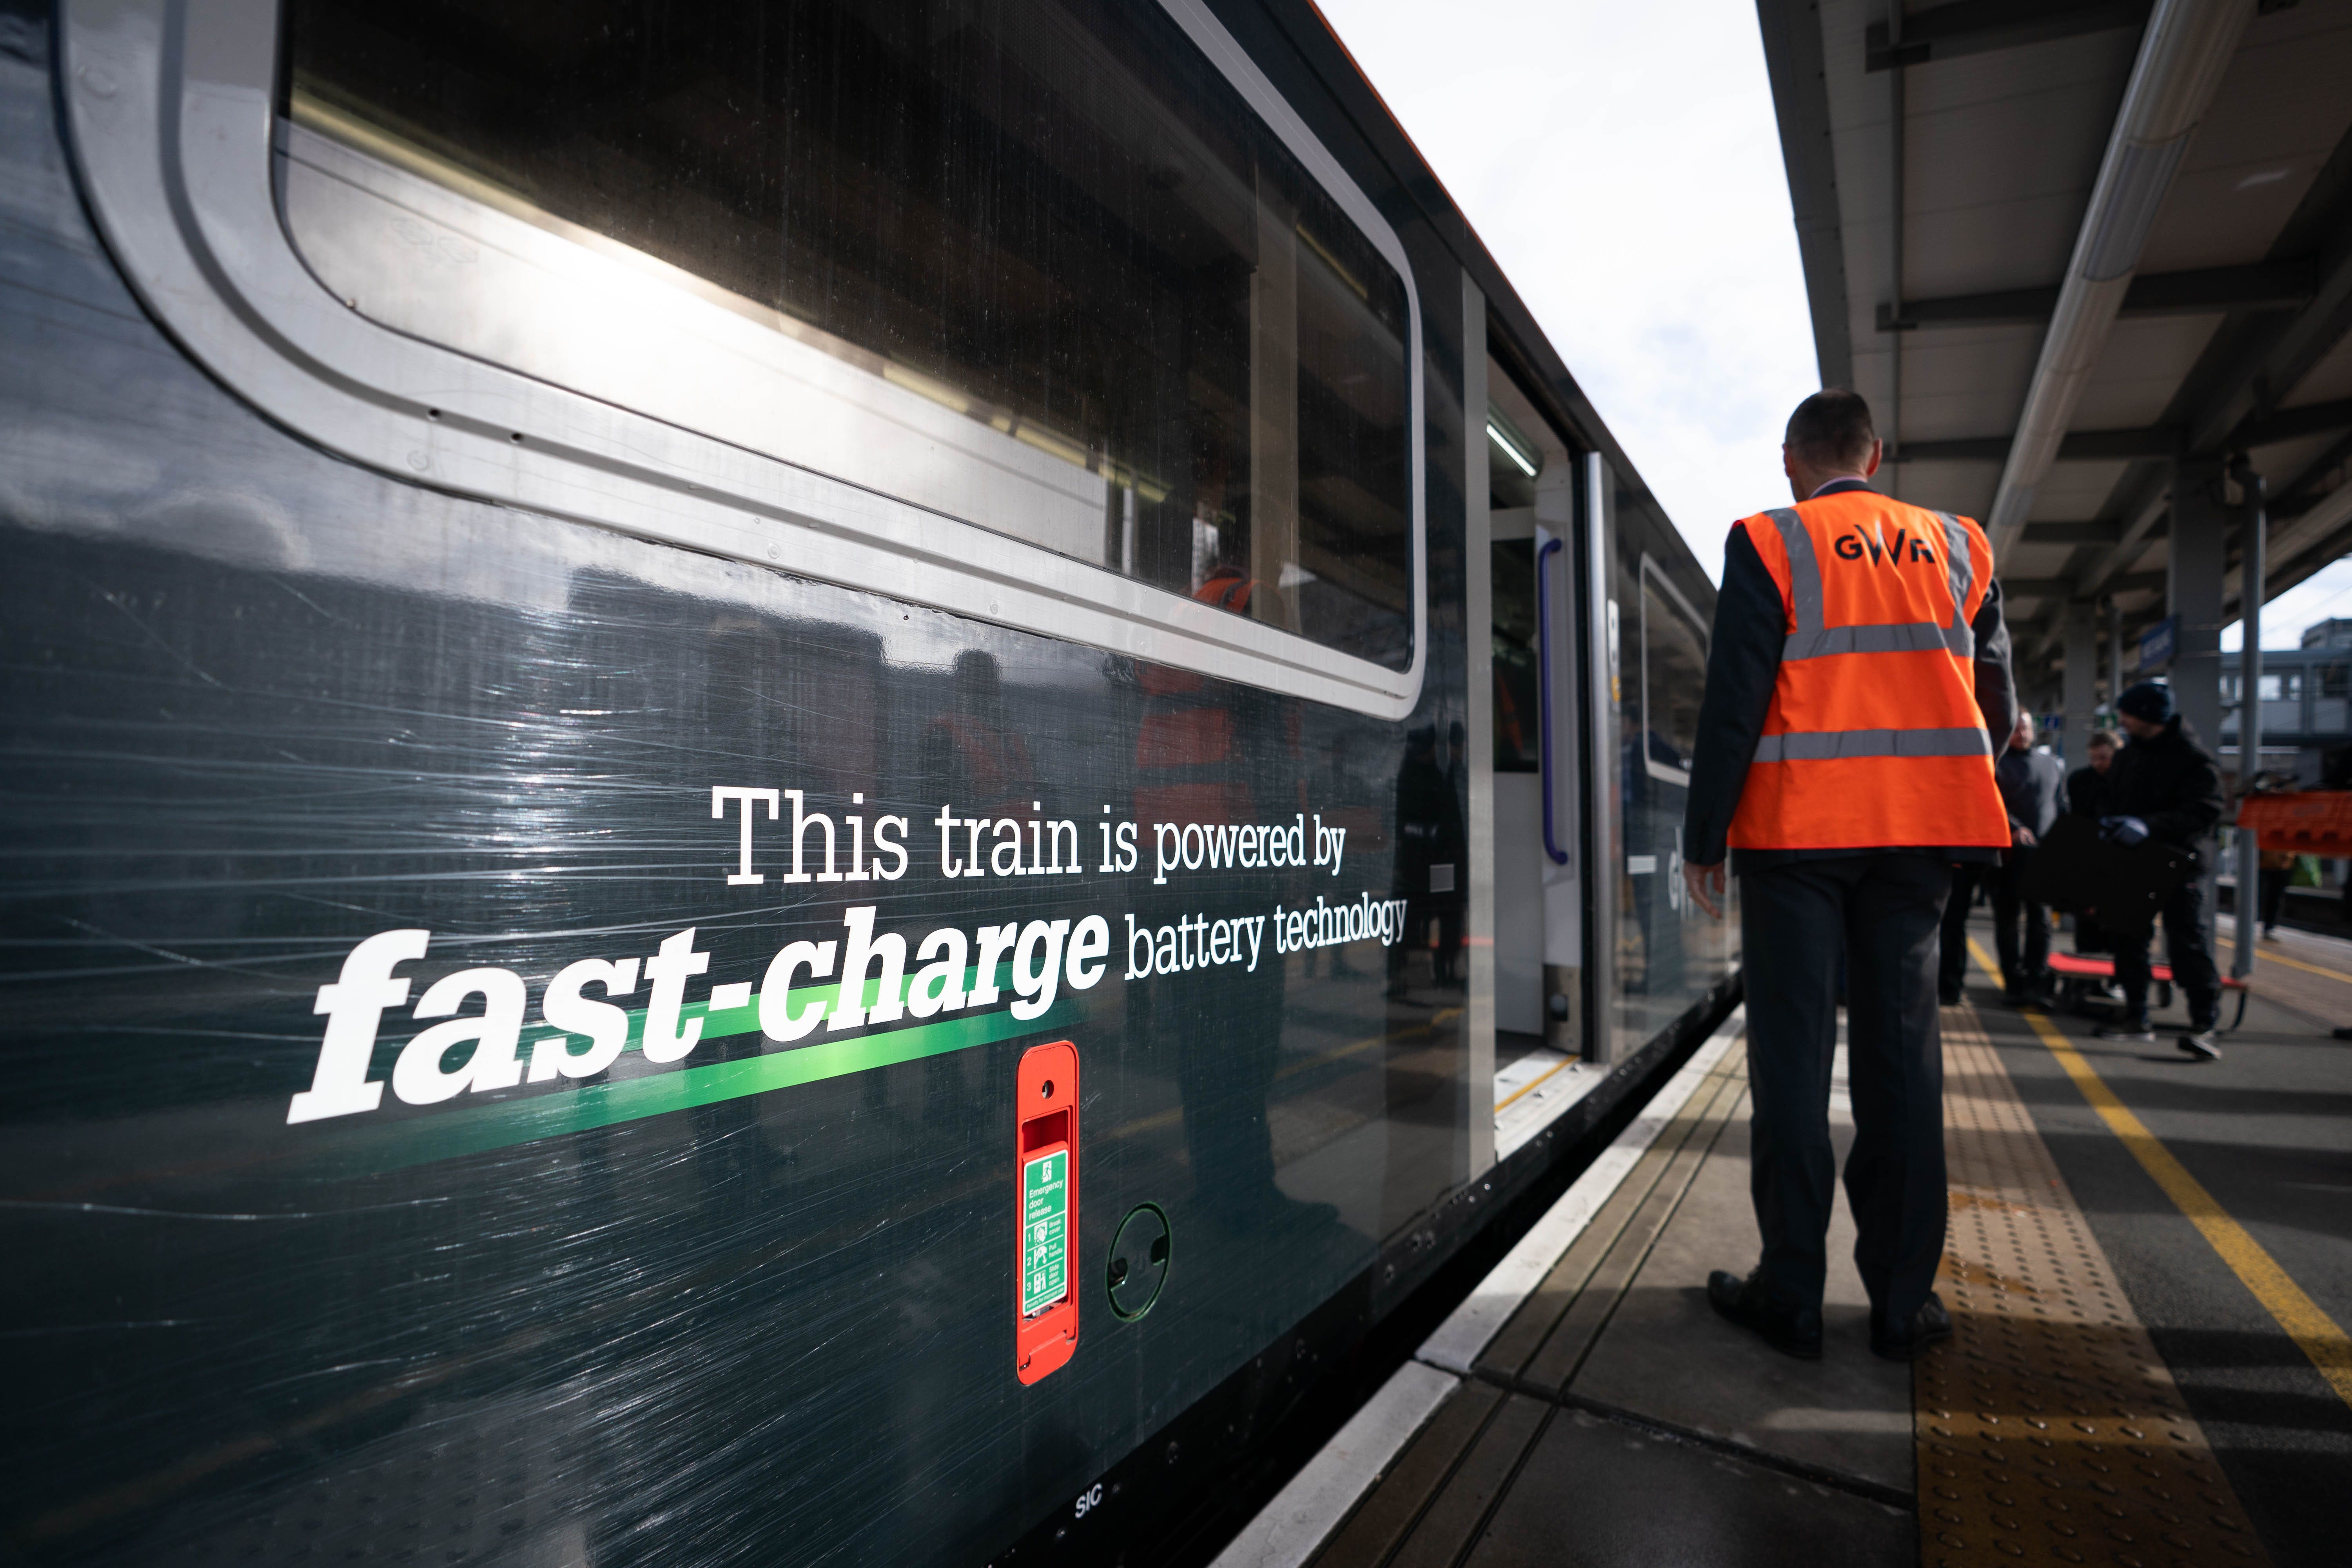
[1757,0,2352,686]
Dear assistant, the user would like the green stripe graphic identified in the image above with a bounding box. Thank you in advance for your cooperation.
[318,967,1076,1176]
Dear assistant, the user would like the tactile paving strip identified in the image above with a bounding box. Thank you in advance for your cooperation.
[1917,1011,2270,1568]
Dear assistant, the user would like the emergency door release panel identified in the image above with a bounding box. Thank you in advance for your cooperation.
[1016,1041,1080,1385]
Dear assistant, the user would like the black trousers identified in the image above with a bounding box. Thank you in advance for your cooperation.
[2258,865,2289,930]
[2112,875,2221,1031]
[1993,849,2051,987]
[1937,861,1995,992]
[1740,854,1950,1326]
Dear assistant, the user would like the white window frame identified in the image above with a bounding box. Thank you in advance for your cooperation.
[58,0,1426,719]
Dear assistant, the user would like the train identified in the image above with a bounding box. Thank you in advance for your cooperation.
[0,1,1739,1563]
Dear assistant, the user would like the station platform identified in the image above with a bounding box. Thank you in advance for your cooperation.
[1212,914,2352,1568]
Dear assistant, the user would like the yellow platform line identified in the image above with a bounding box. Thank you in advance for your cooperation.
[1495,1054,1572,1112]
[1967,935,2352,1412]
[2214,932,2352,986]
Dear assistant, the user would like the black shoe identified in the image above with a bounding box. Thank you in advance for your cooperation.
[2177,1030,2221,1062]
[1707,1268,1822,1360]
[2094,1022,2154,1043]
[1938,984,1962,1006]
[1871,1292,1953,1361]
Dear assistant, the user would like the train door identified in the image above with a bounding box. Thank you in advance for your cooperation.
[1482,359,1593,1157]
[1591,465,1739,1063]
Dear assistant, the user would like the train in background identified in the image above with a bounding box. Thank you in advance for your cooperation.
[0,1,1735,1563]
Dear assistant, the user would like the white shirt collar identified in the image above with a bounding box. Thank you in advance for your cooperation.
[1807,476,1873,499]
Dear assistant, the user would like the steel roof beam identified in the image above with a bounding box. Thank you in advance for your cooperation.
[2033,123,2352,641]
[2247,485,2352,611]
[2029,473,2175,657]
[1877,258,2316,331]
[2222,476,2352,624]
[1890,402,2351,467]
[1983,0,2255,557]
[2236,397,2352,450]
[2018,402,2352,655]
[2021,519,2125,544]
[2183,191,2352,455]
[2004,570,2167,600]
[1865,0,2152,73]
[1891,425,2180,463]
[2185,310,2352,460]
[2022,128,2352,627]
[2277,430,2352,519]
[1757,0,1852,388]
[2034,439,2352,658]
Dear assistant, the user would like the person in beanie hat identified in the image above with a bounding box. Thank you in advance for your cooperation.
[2097,681,2225,1058]
[2116,681,2172,726]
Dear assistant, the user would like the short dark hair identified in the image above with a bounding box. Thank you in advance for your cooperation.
[2089,729,2122,751]
[1785,388,1877,468]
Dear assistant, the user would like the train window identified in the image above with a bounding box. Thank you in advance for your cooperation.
[1638,556,1705,786]
[282,0,1415,669]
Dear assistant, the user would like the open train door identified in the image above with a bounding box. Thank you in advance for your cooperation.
[1481,358,1592,1161]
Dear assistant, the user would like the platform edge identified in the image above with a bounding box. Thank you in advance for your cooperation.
[1417,1007,1747,1375]
[1203,1359,1460,1568]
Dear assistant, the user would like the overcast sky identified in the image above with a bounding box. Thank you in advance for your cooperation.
[1316,0,2350,642]
[2225,559,2352,652]
[1316,0,1817,583]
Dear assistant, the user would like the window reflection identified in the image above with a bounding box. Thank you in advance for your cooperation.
[1639,563,1706,784]
[1609,511,1733,1060]
[288,0,1414,666]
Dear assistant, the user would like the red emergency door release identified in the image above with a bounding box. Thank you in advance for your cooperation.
[1015,1041,1080,1385]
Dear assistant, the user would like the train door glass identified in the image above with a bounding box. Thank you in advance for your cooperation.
[283,0,1416,668]
[1607,512,1735,1060]
[1638,560,1704,784]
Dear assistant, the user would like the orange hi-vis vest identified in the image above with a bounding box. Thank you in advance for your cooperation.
[1727,489,2011,851]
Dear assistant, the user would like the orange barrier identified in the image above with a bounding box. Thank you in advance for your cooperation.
[2237,791,2352,855]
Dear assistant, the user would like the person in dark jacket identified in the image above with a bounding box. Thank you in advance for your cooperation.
[2063,729,2121,955]
[2097,682,2225,1058]
[1993,713,2065,1002]
[1681,389,2016,1365]
[2067,729,2119,816]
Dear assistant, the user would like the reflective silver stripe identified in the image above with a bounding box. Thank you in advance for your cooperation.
[1938,511,1975,657]
[1785,621,1971,659]
[1751,726,1991,763]
[1763,507,1822,636]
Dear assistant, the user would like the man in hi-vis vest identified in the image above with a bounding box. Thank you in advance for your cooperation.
[1682,389,2016,1362]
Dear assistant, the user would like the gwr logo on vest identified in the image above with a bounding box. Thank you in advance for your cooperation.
[1832,526,1938,566]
